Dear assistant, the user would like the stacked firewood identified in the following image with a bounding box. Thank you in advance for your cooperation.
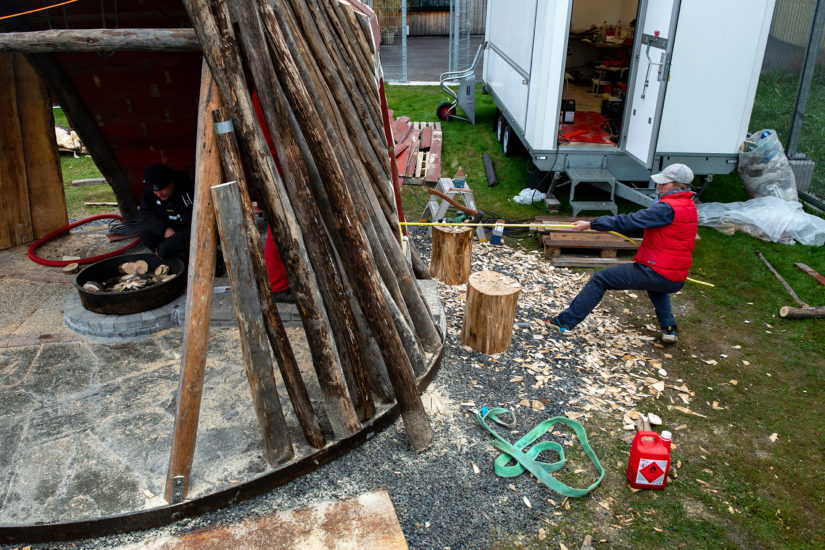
[174,0,440,483]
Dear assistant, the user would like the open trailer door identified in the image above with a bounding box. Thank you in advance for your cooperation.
[622,0,681,169]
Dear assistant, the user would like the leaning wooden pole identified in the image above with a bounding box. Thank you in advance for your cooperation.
[261,0,432,449]
[212,107,326,448]
[164,62,221,504]
[183,0,362,438]
[212,181,294,466]
[228,4,374,422]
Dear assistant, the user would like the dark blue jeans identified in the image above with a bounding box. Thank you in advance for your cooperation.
[558,262,684,329]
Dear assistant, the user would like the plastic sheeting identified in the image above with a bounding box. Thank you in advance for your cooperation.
[738,129,798,201]
[696,196,825,246]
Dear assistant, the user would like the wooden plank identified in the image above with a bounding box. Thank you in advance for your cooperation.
[390,117,411,145]
[158,490,408,549]
[420,126,433,150]
[541,232,638,250]
[423,129,442,184]
[71,178,107,186]
[0,54,34,250]
[403,134,420,177]
[212,182,294,466]
[795,262,825,286]
[14,54,67,238]
[550,256,633,267]
[415,151,425,178]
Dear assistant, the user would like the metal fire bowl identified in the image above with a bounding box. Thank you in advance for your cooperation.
[75,253,186,315]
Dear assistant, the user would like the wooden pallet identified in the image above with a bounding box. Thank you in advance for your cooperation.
[535,216,640,267]
[392,119,442,185]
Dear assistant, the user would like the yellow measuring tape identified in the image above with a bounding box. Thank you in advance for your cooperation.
[399,221,714,287]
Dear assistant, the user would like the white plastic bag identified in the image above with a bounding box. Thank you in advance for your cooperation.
[738,129,798,201]
[513,188,546,205]
[696,196,825,246]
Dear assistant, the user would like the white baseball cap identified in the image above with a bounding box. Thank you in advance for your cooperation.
[651,163,694,185]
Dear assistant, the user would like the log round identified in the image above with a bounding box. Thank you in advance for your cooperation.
[461,270,522,355]
[429,226,473,285]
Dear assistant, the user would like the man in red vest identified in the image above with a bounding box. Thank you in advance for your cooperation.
[548,163,697,344]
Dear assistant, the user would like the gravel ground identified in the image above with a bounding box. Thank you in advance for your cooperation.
[4,228,667,550]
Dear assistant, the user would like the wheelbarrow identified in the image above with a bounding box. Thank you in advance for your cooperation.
[435,42,485,124]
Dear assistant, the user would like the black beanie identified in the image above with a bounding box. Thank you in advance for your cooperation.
[143,163,175,191]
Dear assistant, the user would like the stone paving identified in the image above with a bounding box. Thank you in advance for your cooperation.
[0,241,442,527]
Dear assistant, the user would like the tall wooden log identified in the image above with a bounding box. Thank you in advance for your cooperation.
[227,4,374,424]
[0,54,33,249]
[430,226,473,285]
[164,62,222,503]
[212,181,294,465]
[0,29,200,53]
[260,0,432,450]
[13,54,67,238]
[462,271,522,355]
[269,1,442,356]
[182,0,361,438]
[211,107,326,448]
[23,52,137,219]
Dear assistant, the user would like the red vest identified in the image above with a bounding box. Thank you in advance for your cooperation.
[633,192,697,282]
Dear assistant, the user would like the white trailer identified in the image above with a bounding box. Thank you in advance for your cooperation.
[483,0,776,213]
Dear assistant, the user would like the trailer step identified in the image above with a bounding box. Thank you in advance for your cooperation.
[565,168,619,216]
[569,201,618,216]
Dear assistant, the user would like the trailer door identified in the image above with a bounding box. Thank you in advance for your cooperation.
[622,0,681,168]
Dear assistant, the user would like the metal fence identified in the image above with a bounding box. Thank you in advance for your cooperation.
[758,0,825,198]
[448,0,473,73]
[366,0,408,82]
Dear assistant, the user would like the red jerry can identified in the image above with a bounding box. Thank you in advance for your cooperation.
[627,430,672,490]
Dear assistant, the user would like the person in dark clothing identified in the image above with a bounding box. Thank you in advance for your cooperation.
[136,163,195,264]
[548,163,698,344]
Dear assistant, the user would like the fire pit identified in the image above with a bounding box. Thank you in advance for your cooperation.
[75,253,186,315]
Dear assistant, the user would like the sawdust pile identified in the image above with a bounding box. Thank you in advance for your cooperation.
[412,230,697,432]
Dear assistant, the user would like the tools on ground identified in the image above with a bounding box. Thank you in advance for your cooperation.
[427,187,484,224]
[756,250,825,319]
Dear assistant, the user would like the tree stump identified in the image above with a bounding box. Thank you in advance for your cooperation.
[429,226,472,285]
[462,270,522,354]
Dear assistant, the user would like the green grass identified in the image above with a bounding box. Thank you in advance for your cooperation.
[54,108,116,219]
[749,69,825,196]
[387,80,825,549]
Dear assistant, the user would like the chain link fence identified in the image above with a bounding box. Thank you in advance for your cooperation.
[366,0,408,82]
[448,0,473,73]
[756,0,825,198]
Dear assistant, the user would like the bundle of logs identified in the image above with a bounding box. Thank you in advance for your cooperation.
[165,0,443,502]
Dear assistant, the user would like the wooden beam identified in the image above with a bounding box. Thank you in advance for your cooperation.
[0,29,200,53]
[164,62,222,504]
[0,54,34,249]
[23,52,138,219]
[211,107,326,449]
[14,54,67,238]
[212,180,294,466]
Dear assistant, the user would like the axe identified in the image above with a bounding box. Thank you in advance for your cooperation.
[427,188,484,224]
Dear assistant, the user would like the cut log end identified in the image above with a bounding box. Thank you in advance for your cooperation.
[429,226,472,285]
[461,270,522,355]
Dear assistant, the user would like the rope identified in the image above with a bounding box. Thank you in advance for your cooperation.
[477,407,605,497]
[27,214,141,267]
[0,0,80,20]
[402,221,714,287]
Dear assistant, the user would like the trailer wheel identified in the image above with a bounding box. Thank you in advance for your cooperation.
[502,124,521,157]
[436,102,456,121]
[496,114,507,142]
